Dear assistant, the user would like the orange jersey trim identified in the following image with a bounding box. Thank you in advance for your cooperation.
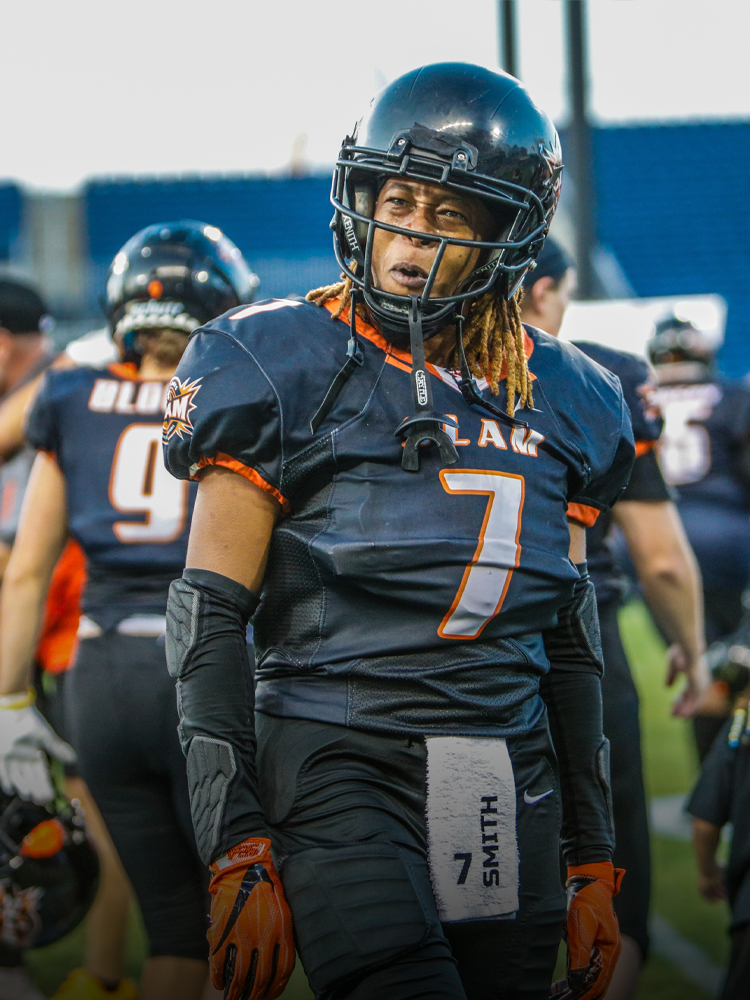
[195,453,290,513]
[635,440,656,458]
[566,503,601,528]
[323,297,535,382]
[107,362,140,381]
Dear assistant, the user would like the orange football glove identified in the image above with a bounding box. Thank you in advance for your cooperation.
[208,838,295,1000]
[550,862,625,1000]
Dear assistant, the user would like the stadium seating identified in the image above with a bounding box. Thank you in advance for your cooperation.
[84,175,335,305]
[594,121,750,376]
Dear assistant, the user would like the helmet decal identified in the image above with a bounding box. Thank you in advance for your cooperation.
[540,143,564,214]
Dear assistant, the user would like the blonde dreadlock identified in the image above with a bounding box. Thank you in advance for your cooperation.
[306,277,532,417]
[459,284,532,417]
[306,275,351,319]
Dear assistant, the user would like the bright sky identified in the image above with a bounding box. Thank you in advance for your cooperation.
[3,0,749,190]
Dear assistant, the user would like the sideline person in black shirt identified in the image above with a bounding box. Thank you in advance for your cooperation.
[688,717,750,1000]
[521,239,708,1000]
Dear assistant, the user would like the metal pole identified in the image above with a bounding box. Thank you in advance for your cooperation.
[566,0,596,298]
[498,0,518,78]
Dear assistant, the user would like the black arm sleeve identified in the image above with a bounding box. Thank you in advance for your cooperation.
[165,567,267,864]
[541,564,614,865]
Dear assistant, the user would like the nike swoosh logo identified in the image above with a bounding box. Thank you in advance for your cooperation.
[524,789,553,805]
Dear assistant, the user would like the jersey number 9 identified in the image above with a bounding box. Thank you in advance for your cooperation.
[109,424,188,543]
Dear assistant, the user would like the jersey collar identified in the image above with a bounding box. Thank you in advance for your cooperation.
[322,297,535,384]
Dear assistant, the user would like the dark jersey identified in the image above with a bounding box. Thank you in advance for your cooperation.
[27,363,196,628]
[652,377,750,512]
[687,721,750,929]
[573,343,669,606]
[164,299,634,737]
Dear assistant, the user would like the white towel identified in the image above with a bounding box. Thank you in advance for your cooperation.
[425,736,519,922]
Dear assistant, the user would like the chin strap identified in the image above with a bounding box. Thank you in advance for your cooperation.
[453,314,532,430]
[394,296,459,472]
[309,290,365,433]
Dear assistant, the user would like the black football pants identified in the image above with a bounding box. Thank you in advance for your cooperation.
[598,598,650,958]
[64,632,209,960]
[256,712,566,1000]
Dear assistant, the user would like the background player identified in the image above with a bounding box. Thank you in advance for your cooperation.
[0,279,57,579]
[649,315,750,759]
[164,64,633,1000]
[0,279,64,1000]
[521,238,708,1000]
[687,696,750,1000]
[0,221,258,1000]
[0,282,137,1000]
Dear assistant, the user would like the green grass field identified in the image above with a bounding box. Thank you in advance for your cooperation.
[621,601,729,998]
[25,601,730,997]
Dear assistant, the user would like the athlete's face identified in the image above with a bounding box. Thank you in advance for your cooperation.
[371,179,495,299]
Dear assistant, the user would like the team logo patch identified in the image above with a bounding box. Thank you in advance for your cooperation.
[162,376,201,442]
[0,880,43,948]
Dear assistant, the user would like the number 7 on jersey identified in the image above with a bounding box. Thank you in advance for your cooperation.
[438,470,525,640]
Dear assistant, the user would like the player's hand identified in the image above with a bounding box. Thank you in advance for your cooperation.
[0,694,76,804]
[667,646,710,718]
[208,837,295,1000]
[697,865,726,903]
[550,862,624,1000]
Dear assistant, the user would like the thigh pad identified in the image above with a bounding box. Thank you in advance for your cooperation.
[280,841,440,995]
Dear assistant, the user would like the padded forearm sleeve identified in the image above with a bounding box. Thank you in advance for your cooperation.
[542,563,604,676]
[166,568,267,864]
[541,563,614,865]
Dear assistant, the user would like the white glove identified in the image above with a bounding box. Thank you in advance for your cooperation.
[0,694,76,804]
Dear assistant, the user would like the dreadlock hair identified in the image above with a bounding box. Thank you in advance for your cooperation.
[306,274,352,320]
[306,277,532,417]
[461,283,532,416]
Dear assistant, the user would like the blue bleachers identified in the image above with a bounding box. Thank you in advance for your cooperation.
[593,121,750,376]
[84,175,338,304]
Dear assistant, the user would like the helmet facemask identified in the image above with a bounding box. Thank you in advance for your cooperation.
[332,123,553,347]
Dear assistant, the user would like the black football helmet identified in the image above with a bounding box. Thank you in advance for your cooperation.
[105,221,259,355]
[648,313,715,370]
[0,793,99,949]
[331,62,563,344]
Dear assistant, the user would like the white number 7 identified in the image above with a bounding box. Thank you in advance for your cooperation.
[438,470,525,640]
